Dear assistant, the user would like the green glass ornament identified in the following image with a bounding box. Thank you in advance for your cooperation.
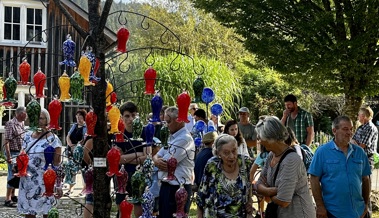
[47,207,59,218]
[26,99,41,131]
[160,123,170,149]
[132,114,143,141]
[4,72,17,102]
[70,69,84,103]
[130,167,146,204]
[192,76,205,103]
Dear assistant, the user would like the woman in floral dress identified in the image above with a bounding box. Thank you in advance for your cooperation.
[18,108,62,217]
[196,134,253,218]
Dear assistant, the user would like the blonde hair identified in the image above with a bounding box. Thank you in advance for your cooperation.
[359,106,374,120]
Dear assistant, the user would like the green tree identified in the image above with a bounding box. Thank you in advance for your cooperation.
[192,0,379,118]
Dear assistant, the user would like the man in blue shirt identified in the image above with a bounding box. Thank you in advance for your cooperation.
[309,116,371,218]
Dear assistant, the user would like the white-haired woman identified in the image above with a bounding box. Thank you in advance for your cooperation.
[196,134,253,217]
[18,108,62,218]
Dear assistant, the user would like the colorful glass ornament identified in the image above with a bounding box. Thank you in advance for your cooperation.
[73,144,84,169]
[108,106,121,134]
[63,159,76,185]
[26,99,41,131]
[207,125,215,132]
[86,110,97,136]
[142,154,154,187]
[47,207,59,218]
[144,67,157,95]
[176,91,191,123]
[106,81,114,108]
[43,164,57,197]
[195,120,206,133]
[85,48,100,83]
[0,77,4,100]
[194,137,202,148]
[192,76,205,103]
[116,165,128,194]
[160,123,170,149]
[0,72,17,107]
[92,58,101,80]
[59,34,76,67]
[211,103,223,116]
[48,97,62,130]
[70,69,85,103]
[132,115,143,141]
[201,87,215,104]
[144,123,155,147]
[78,54,93,86]
[58,70,71,102]
[119,199,134,218]
[163,156,177,181]
[173,184,188,218]
[115,119,125,143]
[130,167,146,204]
[140,187,156,218]
[117,26,130,53]
[44,146,55,170]
[55,165,65,189]
[33,68,46,98]
[150,91,163,122]
[106,147,122,177]
[19,58,31,85]
[83,166,94,194]
[14,150,29,177]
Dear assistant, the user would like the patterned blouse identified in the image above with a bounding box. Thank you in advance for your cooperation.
[196,155,252,218]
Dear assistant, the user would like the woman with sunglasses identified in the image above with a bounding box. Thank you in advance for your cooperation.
[255,116,315,218]
[196,134,254,217]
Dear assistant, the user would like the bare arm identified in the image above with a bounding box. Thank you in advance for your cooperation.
[83,138,93,165]
[120,152,144,165]
[310,175,328,218]
[66,134,73,147]
[305,126,314,146]
[54,147,62,166]
[4,141,11,163]
[197,206,203,218]
[361,176,371,217]
[256,183,277,197]
[271,195,290,208]
[249,163,259,183]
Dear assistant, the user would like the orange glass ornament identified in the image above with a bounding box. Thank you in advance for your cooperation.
[106,81,114,107]
[86,110,97,136]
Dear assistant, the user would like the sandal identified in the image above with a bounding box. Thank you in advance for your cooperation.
[4,200,16,207]
[11,196,18,203]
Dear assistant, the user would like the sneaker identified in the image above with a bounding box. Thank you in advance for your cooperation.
[11,196,18,203]
[4,200,16,207]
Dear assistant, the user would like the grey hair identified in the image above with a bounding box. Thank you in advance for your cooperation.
[256,116,289,142]
[332,115,352,129]
[165,106,178,119]
[41,108,51,124]
[212,134,237,156]
[15,106,26,115]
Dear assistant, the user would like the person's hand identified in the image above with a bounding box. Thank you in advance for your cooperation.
[6,155,12,164]
[316,205,328,218]
[155,158,168,171]
[245,201,254,217]
[282,109,290,118]
[360,204,368,218]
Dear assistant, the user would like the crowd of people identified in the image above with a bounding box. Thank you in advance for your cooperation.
[2,93,378,218]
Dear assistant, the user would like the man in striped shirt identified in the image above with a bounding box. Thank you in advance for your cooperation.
[281,94,314,146]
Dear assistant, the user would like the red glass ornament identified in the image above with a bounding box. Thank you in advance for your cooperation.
[19,58,31,85]
[14,150,29,177]
[106,147,122,177]
[119,199,134,218]
[2,85,6,100]
[115,119,125,143]
[86,110,97,136]
[144,67,157,95]
[111,92,117,104]
[116,165,128,194]
[164,156,177,181]
[43,164,57,197]
[117,26,130,53]
[94,58,100,75]
[48,98,62,130]
[174,184,188,218]
[33,68,46,98]
[176,91,191,123]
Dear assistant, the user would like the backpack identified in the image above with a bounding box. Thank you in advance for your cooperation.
[300,144,314,170]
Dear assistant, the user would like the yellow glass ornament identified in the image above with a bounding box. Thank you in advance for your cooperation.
[59,71,71,102]
[0,77,4,100]
[78,55,93,86]
[108,106,121,134]
[106,81,114,107]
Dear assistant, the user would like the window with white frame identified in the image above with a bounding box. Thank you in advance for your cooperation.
[0,1,46,46]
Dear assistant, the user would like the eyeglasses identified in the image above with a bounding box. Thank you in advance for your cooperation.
[190,108,198,111]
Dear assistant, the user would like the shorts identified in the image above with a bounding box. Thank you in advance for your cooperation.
[85,194,94,205]
[6,151,19,189]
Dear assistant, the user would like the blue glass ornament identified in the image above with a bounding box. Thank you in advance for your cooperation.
[211,103,223,116]
[201,87,215,104]
[44,146,55,170]
[59,34,76,67]
[207,125,215,132]
[145,123,155,146]
[150,92,163,122]
[141,187,156,218]
[195,120,206,133]
[194,137,202,148]
[85,48,100,82]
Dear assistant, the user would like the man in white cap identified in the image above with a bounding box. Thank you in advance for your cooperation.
[238,107,257,157]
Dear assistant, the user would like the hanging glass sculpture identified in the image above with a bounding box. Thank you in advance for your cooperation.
[211,103,223,116]
[55,165,65,189]
[140,187,156,218]
[70,69,84,103]
[83,166,94,194]
[58,70,70,102]
[160,123,169,149]
[150,91,163,122]
[120,199,134,218]
[63,159,76,185]
[130,167,146,204]
[173,184,188,218]
[144,123,155,147]
[176,91,191,123]
[108,106,121,134]
[144,67,157,95]
[106,81,114,108]
[115,119,125,143]
[48,97,62,130]
[201,87,215,104]
[43,146,55,170]
[73,144,84,168]
[106,147,122,177]
[163,156,177,182]
[142,154,154,186]
[192,76,205,103]
[26,99,41,131]
[132,115,143,141]
[33,68,46,98]
[86,110,97,136]
[78,53,93,86]
[85,47,100,83]
[14,150,29,177]
[19,57,31,85]
[117,26,130,53]
[116,165,128,194]
[0,72,17,107]
[43,164,57,197]
[59,34,76,67]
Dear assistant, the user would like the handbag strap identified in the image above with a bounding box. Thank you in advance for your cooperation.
[25,131,51,154]
[272,148,295,185]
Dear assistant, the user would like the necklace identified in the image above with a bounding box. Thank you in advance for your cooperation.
[274,146,290,157]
